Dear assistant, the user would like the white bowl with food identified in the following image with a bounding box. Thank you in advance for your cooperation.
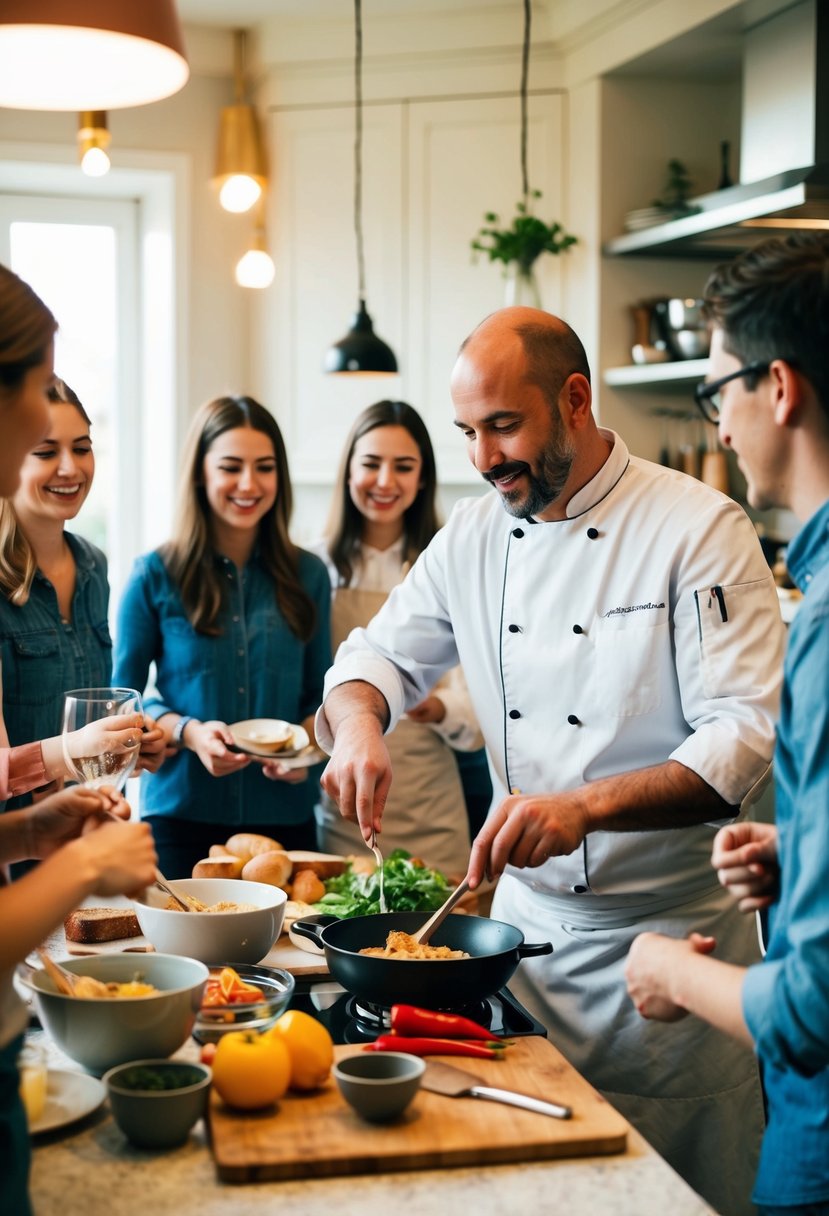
[25,952,208,1076]
[229,719,308,757]
[132,878,286,965]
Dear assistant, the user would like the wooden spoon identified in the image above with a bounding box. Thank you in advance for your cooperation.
[410,877,470,946]
[36,948,109,998]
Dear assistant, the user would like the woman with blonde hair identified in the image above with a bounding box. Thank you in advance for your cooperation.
[0,263,157,1216]
[0,377,164,816]
[113,395,332,877]
[314,399,486,877]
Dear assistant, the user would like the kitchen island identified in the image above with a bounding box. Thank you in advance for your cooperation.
[29,1030,717,1216]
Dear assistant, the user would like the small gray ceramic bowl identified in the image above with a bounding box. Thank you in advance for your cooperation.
[333,1052,425,1122]
[104,1059,212,1149]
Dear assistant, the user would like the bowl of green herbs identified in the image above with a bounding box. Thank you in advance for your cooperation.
[103,1059,211,1148]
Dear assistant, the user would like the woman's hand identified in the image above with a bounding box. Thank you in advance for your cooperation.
[63,712,144,766]
[711,821,779,912]
[136,715,168,774]
[66,817,157,896]
[260,759,308,784]
[186,720,251,777]
[26,784,131,859]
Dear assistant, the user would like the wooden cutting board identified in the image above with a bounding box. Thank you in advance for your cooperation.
[208,1036,628,1182]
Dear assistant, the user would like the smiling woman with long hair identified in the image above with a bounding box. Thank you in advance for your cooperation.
[112,395,332,878]
[314,400,487,878]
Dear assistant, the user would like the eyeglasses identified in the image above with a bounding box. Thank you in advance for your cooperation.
[693,361,770,425]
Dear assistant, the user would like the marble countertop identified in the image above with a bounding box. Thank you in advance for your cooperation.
[28,1032,716,1216]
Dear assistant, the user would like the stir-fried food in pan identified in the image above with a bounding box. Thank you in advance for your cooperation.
[359,930,470,960]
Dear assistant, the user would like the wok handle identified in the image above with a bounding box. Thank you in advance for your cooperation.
[290,916,336,947]
[517,941,554,959]
[469,1085,572,1120]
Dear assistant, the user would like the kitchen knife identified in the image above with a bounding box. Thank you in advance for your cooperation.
[421,1060,572,1120]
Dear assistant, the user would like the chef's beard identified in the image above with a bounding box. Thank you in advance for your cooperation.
[484,427,576,519]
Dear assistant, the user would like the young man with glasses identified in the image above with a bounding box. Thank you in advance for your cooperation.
[317,305,785,1216]
[627,230,829,1216]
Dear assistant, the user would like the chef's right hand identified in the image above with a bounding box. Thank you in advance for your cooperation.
[67,818,158,897]
[320,712,393,842]
[711,821,779,913]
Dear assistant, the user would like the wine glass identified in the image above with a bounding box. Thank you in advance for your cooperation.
[61,687,143,791]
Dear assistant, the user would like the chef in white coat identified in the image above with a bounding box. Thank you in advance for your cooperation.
[316,308,785,1216]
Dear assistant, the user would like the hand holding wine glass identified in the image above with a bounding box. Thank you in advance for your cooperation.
[61,687,144,791]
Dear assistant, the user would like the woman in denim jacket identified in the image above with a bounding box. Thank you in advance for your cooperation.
[113,396,332,877]
[0,379,164,816]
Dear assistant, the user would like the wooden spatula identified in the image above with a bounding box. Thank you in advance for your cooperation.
[421,1059,572,1120]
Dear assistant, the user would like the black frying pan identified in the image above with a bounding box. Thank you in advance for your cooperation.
[291,912,552,1008]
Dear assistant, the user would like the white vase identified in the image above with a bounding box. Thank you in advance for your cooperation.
[504,263,542,309]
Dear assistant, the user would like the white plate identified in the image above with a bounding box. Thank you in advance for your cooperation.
[28,1069,106,1135]
[229,719,310,759]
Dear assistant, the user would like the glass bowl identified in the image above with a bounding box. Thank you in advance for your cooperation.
[191,963,295,1045]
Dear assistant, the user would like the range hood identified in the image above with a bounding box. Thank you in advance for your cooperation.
[604,0,829,259]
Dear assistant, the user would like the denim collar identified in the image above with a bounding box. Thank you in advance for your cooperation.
[785,499,829,593]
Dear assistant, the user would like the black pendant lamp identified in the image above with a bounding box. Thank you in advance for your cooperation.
[324,0,398,376]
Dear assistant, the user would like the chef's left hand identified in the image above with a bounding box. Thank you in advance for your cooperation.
[625,931,716,1022]
[405,695,446,725]
[466,790,591,887]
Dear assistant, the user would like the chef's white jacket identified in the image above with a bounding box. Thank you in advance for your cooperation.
[318,430,785,905]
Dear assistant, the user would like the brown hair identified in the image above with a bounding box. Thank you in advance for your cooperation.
[703,231,829,420]
[0,263,57,395]
[324,400,440,586]
[162,395,315,639]
[0,377,90,605]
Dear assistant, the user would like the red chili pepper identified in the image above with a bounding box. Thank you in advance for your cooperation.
[364,1034,506,1059]
[390,1003,509,1043]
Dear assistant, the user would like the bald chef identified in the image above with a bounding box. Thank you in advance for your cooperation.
[315,308,785,1216]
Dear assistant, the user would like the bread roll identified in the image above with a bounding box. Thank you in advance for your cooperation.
[192,855,244,880]
[241,849,293,889]
[209,843,238,859]
[224,832,284,864]
[291,869,326,904]
[287,850,347,880]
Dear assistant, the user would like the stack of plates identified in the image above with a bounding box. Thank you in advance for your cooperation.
[624,206,667,232]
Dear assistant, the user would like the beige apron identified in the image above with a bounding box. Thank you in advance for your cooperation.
[495,873,764,1216]
[315,586,471,878]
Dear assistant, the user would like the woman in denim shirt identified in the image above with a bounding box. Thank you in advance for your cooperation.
[0,381,114,812]
[113,396,332,877]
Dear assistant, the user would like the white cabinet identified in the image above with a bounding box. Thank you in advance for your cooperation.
[262,92,565,489]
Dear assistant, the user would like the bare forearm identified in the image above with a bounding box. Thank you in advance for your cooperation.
[671,953,753,1046]
[0,842,100,970]
[324,681,390,738]
[586,760,735,833]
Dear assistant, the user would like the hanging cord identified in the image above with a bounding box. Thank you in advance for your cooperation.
[233,27,245,104]
[353,0,366,303]
[520,0,531,206]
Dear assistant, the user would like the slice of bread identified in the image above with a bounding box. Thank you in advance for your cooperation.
[287,850,347,880]
[64,907,142,944]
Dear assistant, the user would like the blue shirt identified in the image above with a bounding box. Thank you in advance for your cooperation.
[0,532,112,811]
[742,498,829,1207]
[112,547,332,827]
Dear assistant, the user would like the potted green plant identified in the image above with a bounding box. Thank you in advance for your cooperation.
[471,190,578,307]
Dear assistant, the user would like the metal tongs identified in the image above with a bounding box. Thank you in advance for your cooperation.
[369,828,387,915]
